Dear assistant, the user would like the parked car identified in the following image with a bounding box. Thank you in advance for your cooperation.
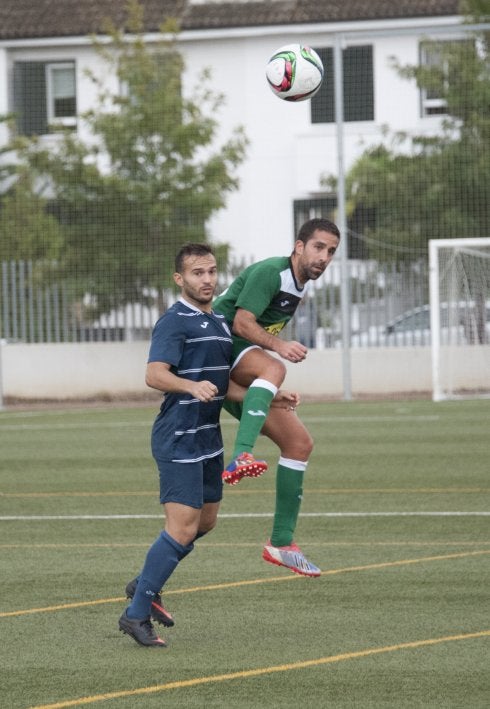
[349,301,490,347]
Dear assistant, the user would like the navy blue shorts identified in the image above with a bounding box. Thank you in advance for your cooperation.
[155,454,223,509]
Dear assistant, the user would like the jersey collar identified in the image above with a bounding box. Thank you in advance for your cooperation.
[178,296,209,315]
[288,256,304,293]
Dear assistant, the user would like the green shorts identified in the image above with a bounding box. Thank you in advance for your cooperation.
[230,337,261,368]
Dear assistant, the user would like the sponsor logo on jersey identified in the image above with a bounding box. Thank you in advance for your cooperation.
[264,322,286,336]
[201,322,209,328]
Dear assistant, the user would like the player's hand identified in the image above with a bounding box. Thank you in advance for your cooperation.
[276,340,308,363]
[271,390,300,411]
[190,380,218,402]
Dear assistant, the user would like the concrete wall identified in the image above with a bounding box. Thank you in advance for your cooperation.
[0,342,149,400]
[2,340,487,402]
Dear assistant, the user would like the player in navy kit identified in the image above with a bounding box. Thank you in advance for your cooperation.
[119,243,233,647]
[214,218,341,577]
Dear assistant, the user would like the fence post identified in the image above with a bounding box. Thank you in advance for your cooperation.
[0,340,4,411]
[334,33,352,400]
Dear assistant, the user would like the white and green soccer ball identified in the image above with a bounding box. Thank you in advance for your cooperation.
[265,43,324,102]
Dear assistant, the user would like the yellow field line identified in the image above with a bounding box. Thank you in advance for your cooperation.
[2,486,489,497]
[2,549,489,619]
[28,629,490,709]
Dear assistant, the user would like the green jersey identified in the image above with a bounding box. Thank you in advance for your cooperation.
[213,256,305,357]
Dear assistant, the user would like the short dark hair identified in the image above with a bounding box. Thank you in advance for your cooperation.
[175,243,215,273]
[297,218,340,244]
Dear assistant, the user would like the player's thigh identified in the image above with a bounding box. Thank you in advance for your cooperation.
[232,347,286,387]
[198,501,221,534]
[261,408,313,461]
[164,501,202,533]
[156,459,206,509]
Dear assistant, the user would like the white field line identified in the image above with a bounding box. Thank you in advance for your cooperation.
[0,511,489,521]
[0,421,150,431]
[0,415,441,431]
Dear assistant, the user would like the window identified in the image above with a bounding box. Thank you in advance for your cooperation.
[293,197,338,236]
[419,43,447,116]
[311,45,374,124]
[293,197,370,260]
[46,63,77,127]
[419,40,471,117]
[13,61,76,136]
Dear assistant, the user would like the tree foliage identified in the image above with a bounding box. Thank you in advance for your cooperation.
[0,170,64,264]
[7,0,247,314]
[342,0,489,262]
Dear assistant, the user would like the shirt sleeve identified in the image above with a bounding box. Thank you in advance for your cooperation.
[147,313,186,367]
[234,262,280,318]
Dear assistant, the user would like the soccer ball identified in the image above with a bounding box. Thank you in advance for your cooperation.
[265,44,324,102]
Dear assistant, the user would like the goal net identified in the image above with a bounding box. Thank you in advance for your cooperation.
[429,238,490,401]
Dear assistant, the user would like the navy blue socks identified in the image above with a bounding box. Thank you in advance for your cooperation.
[126,530,193,620]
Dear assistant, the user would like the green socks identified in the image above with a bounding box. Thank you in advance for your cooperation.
[270,458,306,547]
[231,380,307,548]
[232,378,277,458]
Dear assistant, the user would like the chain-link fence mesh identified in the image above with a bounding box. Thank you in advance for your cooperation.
[0,4,489,399]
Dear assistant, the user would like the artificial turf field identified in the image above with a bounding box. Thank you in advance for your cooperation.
[0,399,489,709]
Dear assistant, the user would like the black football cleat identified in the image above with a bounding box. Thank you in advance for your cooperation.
[118,611,167,647]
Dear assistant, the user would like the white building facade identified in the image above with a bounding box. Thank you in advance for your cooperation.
[0,1,463,262]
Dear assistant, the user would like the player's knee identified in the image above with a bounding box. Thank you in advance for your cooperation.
[279,429,313,461]
[200,518,217,534]
[305,431,314,457]
[262,358,287,387]
[297,431,314,461]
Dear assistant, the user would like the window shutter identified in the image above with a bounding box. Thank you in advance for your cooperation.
[311,45,374,123]
[311,48,334,124]
[13,62,48,136]
[344,45,374,122]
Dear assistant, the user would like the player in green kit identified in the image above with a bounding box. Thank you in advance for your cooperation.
[213,218,340,576]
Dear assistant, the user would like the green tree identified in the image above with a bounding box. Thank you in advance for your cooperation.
[0,171,64,264]
[11,0,247,316]
[1,114,64,269]
[338,0,489,262]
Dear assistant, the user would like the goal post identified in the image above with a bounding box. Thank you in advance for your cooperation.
[429,238,490,402]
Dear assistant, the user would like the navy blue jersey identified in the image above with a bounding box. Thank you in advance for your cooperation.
[149,298,233,463]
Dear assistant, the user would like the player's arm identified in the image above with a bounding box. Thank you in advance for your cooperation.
[233,308,307,363]
[146,361,217,402]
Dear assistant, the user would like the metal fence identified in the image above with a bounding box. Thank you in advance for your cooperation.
[1,257,430,347]
[0,259,179,344]
[0,14,488,406]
